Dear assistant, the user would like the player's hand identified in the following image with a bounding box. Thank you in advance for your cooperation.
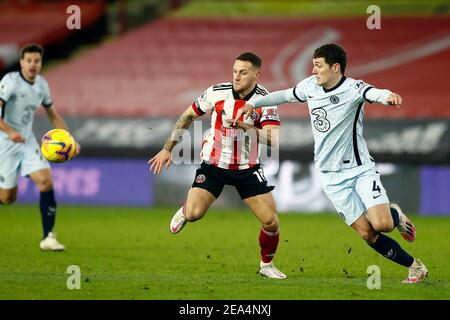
[226,119,251,131]
[232,104,254,126]
[148,149,172,175]
[387,92,402,108]
[8,131,25,143]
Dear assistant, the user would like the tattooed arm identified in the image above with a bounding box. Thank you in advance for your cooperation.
[148,107,200,174]
[163,107,199,152]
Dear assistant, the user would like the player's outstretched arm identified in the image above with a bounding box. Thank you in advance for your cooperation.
[148,106,200,175]
[226,119,279,146]
[365,88,402,107]
[233,88,296,125]
[44,105,81,156]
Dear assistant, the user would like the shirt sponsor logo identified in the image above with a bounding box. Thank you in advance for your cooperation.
[221,126,243,140]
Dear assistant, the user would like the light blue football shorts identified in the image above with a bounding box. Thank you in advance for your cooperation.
[0,132,50,189]
[319,162,390,226]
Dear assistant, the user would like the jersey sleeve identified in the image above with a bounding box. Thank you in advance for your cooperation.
[354,79,375,103]
[0,73,15,104]
[259,106,281,127]
[191,86,214,116]
[41,78,53,108]
[292,77,309,102]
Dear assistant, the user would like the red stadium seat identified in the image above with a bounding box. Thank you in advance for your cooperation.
[44,17,450,119]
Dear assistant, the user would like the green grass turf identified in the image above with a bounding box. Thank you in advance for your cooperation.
[0,205,449,300]
[171,0,450,17]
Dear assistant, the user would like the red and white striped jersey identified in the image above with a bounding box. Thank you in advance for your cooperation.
[191,82,280,170]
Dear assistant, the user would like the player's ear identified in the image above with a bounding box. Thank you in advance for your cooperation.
[332,63,340,73]
[334,63,341,73]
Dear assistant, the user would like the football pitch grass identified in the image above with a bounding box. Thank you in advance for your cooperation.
[0,205,449,300]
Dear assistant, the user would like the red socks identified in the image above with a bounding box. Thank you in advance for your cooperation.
[259,228,279,263]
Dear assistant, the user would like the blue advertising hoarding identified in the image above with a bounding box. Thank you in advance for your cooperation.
[18,158,153,206]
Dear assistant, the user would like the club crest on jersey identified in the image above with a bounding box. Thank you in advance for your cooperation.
[195,174,206,184]
[330,95,339,104]
[250,110,259,121]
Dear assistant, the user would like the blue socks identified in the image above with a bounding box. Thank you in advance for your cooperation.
[369,233,414,267]
[40,190,57,239]
[390,206,400,228]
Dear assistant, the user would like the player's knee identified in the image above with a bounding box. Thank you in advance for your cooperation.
[261,214,279,232]
[36,177,53,192]
[0,194,17,205]
[359,229,378,244]
[184,205,206,222]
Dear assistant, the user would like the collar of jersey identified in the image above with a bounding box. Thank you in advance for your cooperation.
[232,84,258,101]
[19,71,36,86]
[323,75,346,93]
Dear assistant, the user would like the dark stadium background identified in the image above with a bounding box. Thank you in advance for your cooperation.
[3,0,446,215]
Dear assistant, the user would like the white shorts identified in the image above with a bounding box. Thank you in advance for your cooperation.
[0,132,50,189]
[319,162,390,226]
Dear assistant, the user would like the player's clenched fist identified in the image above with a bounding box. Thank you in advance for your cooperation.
[387,93,402,107]
[233,104,254,126]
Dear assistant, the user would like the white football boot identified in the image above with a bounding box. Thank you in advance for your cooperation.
[39,232,65,251]
[169,208,187,234]
[390,203,416,242]
[259,261,287,279]
[402,259,428,284]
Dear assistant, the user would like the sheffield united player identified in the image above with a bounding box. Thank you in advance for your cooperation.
[149,52,286,279]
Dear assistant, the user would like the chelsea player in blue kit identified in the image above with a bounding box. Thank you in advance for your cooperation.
[0,44,80,251]
[234,44,427,283]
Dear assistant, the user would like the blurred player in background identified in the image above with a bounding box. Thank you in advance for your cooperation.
[234,44,428,283]
[149,52,286,279]
[0,44,80,251]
